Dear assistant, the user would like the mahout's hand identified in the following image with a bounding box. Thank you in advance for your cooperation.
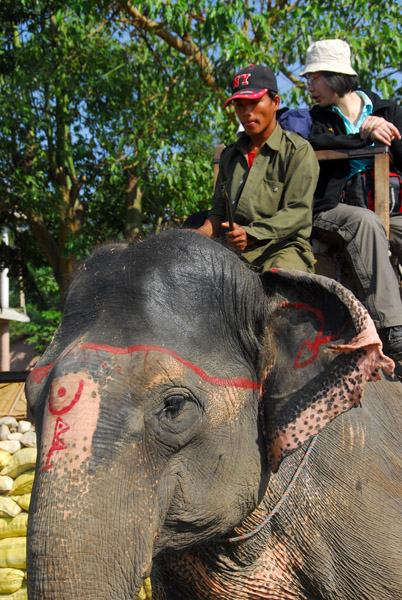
[221,222,256,251]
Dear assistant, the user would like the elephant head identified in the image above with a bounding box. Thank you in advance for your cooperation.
[26,230,393,599]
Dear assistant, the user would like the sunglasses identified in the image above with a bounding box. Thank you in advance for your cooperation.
[305,73,322,87]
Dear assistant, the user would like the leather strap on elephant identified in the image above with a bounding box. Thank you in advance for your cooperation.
[226,434,319,543]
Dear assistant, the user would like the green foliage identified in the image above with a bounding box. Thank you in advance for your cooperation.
[124,0,402,106]
[0,0,401,321]
[10,307,62,354]
[8,264,61,352]
[25,308,62,354]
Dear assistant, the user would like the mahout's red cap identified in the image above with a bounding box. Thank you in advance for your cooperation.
[224,65,278,108]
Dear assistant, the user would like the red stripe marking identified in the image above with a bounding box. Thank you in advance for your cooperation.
[30,343,260,390]
[30,363,54,383]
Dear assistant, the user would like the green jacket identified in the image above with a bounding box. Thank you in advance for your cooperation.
[209,124,319,262]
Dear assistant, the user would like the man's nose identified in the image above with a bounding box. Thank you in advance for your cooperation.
[240,103,253,115]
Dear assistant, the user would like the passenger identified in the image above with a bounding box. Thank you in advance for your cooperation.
[300,39,402,361]
[196,64,319,273]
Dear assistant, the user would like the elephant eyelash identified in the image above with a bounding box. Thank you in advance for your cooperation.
[161,395,187,419]
[160,392,202,421]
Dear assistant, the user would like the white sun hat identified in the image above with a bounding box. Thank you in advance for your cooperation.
[300,39,358,76]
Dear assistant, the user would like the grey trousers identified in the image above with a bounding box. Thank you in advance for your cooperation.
[313,204,402,330]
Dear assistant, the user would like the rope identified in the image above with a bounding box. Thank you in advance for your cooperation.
[226,434,319,543]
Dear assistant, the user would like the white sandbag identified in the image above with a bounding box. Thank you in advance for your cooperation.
[0,536,26,568]
[0,514,28,539]
[0,441,21,455]
[0,418,18,432]
[0,567,25,594]
[0,476,13,493]
[0,425,10,442]
[0,451,10,470]
[1,448,37,478]
[9,471,35,496]
[19,432,36,449]
[0,582,27,599]
[0,498,21,518]
[17,422,31,435]
[11,495,30,512]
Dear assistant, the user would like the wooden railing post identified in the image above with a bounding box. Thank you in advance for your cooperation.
[374,151,390,236]
[213,144,225,191]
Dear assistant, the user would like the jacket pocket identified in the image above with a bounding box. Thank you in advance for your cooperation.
[253,179,284,216]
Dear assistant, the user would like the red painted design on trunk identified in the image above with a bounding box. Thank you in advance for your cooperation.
[48,379,84,415]
[43,416,70,471]
[41,380,85,471]
[281,302,351,368]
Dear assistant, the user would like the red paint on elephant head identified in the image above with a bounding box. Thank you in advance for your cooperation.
[40,372,101,473]
[30,342,261,474]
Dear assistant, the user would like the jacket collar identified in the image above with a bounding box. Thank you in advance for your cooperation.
[310,88,390,116]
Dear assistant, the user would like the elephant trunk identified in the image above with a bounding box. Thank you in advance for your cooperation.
[26,361,161,598]
[27,435,161,600]
[27,469,155,599]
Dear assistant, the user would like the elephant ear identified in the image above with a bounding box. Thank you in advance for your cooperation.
[259,269,394,472]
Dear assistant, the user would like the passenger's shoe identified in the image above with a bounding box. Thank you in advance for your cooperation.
[378,326,402,361]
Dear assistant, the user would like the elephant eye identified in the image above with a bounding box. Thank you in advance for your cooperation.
[154,391,202,446]
[162,395,187,419]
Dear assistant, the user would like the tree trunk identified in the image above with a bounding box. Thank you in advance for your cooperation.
[124,171,143,241]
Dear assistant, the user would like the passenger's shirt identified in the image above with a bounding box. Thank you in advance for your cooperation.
[332,90,373,178]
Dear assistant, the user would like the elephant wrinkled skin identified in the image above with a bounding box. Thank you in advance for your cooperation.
[26,230,401,599]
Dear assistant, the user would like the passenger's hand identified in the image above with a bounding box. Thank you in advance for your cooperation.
[221,222,256,251]
[360,116,401,146]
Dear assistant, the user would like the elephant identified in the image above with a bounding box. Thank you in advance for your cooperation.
[25,229,402,599]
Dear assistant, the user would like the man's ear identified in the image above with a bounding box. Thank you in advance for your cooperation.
[273,94,280,111]
[258,269,393,472]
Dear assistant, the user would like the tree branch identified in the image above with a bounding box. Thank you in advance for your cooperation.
[116,1,216,88]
